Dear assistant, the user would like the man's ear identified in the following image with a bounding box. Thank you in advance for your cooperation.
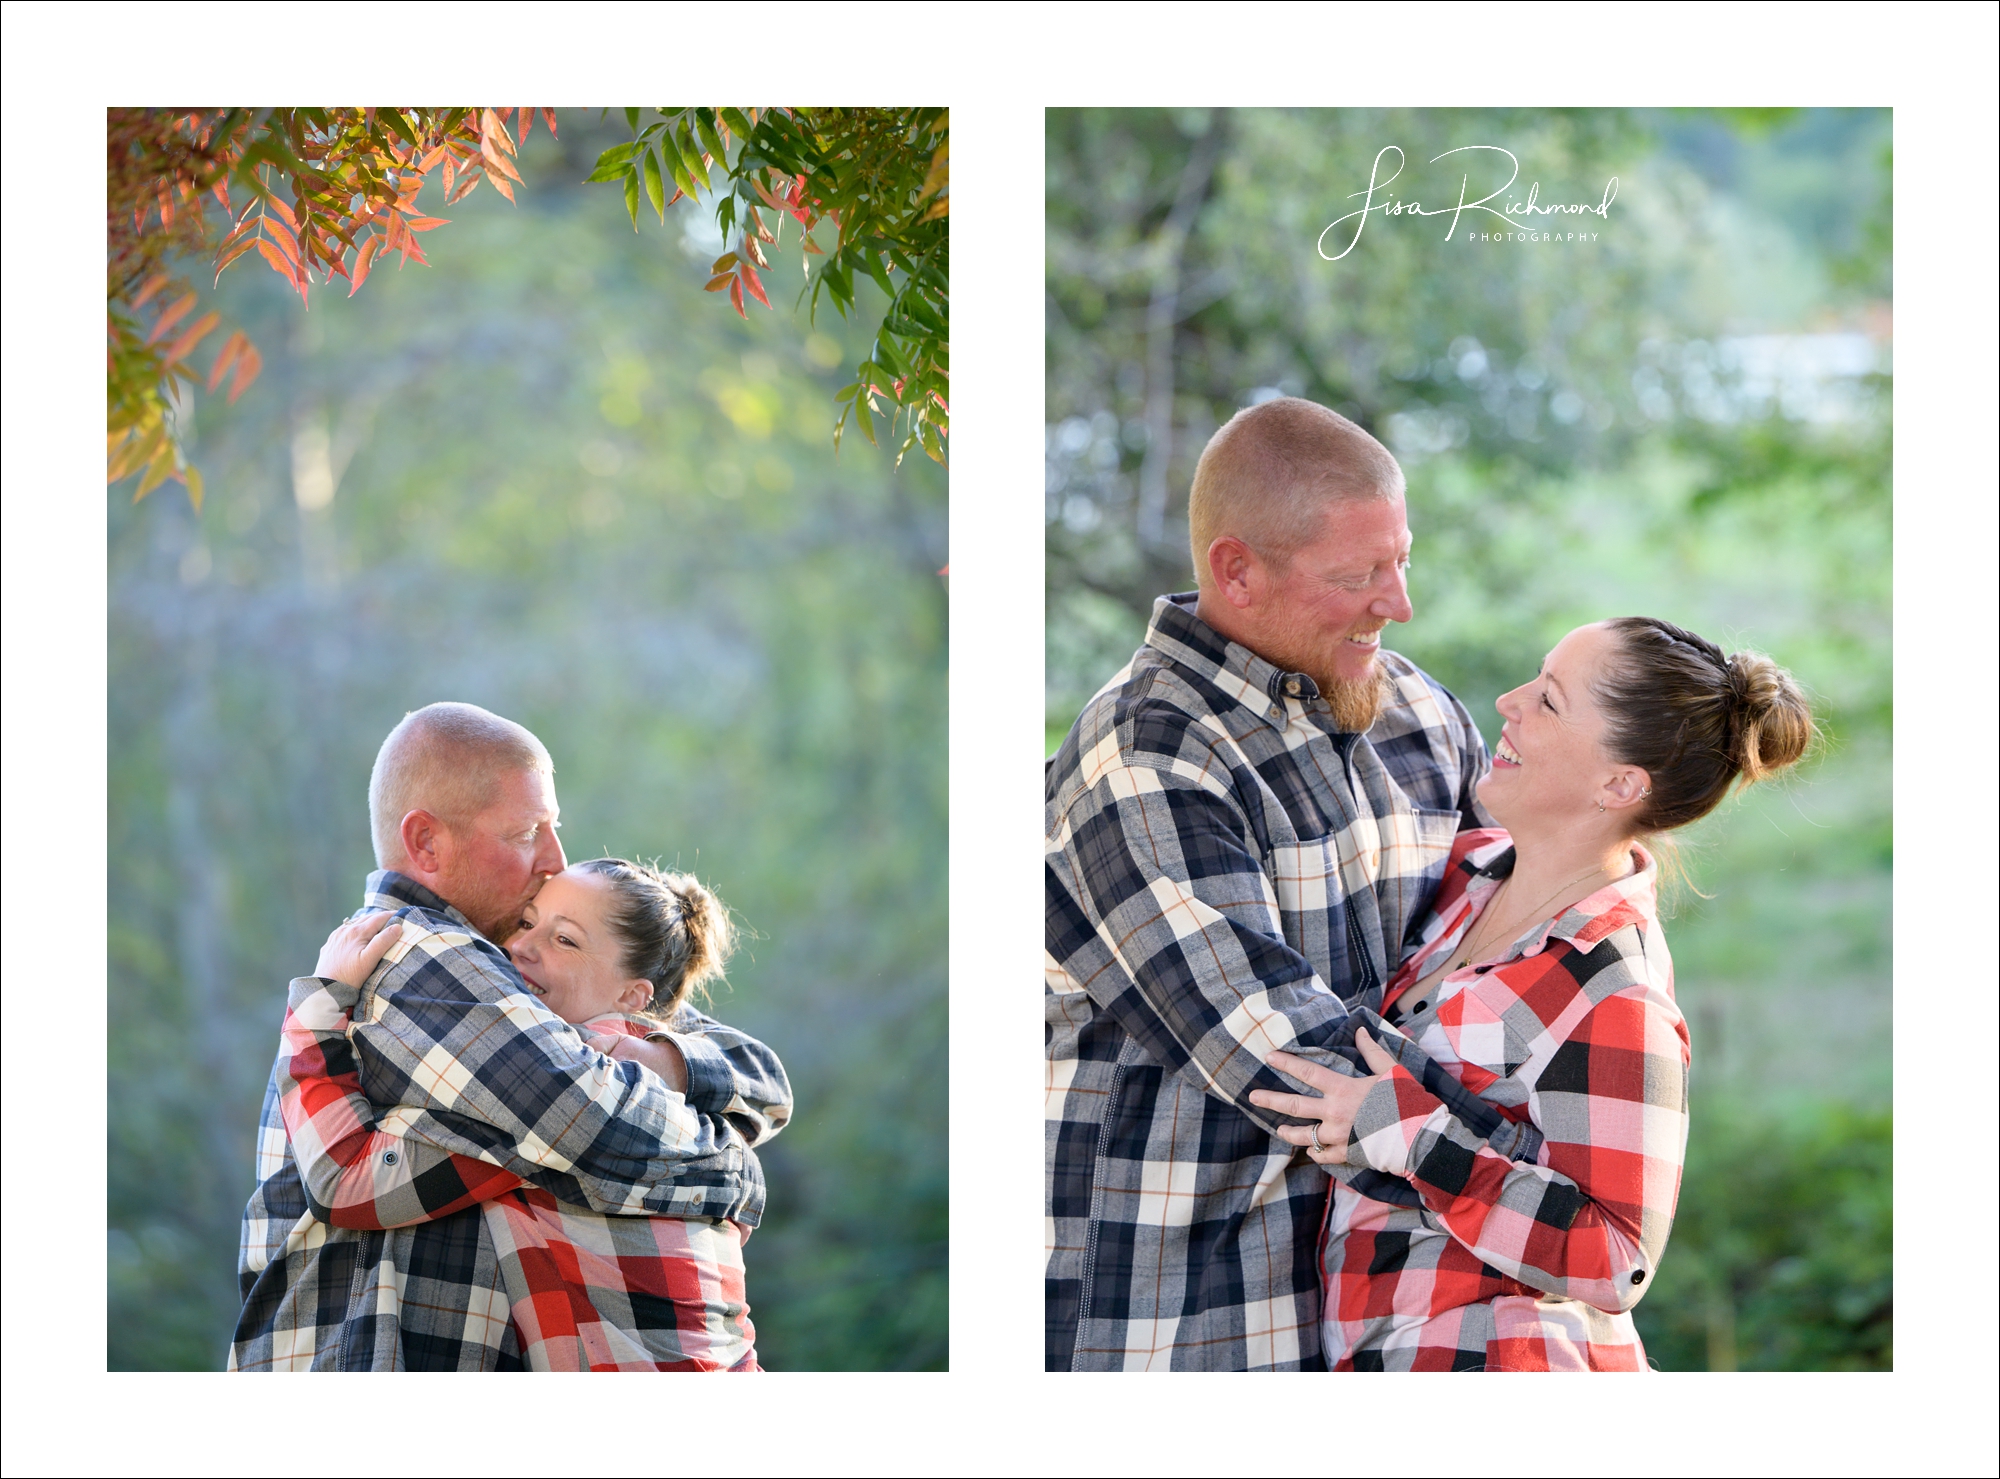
[1206,536,1261,611]
[399,809,449,878]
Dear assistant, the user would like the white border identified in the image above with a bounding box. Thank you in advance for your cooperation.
[2,4,1994,1475]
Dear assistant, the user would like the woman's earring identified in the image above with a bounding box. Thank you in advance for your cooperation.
[1595,798,1606,814]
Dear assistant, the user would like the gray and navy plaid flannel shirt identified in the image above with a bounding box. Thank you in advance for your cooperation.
[1045,593,1498,1370]
[231,870,789,1371]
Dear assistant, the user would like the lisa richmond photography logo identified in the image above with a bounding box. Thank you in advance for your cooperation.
[1318,145,1619,259]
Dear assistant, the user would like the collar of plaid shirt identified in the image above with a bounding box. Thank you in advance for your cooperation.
[1146,591,1347,727]
[1441,834,1661,964]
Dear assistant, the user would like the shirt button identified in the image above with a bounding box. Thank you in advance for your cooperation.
[1269,706,1283,720]
[1630,1270,1645,1285]
[383,1150,399,1166]
[1284,678,1301,696]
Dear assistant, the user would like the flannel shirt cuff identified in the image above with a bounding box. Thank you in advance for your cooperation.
[1345,1064,1449,1179]
[646,1029,732,1113]
[290,974,360,1024]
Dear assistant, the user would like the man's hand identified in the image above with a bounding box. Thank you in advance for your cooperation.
[315,911,402,990]
[586,1033,688,1095]
[1248,1029,1399,1163]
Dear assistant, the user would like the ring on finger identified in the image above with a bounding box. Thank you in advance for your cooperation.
[1310,1121,1325,1152]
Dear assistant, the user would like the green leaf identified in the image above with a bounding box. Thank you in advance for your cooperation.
[642,148,667,221]
[695,108,727,162]
[717,197,736,242]
[720,108,755,139]
[624,107,641,132]
[593,141,640,168]
[862,248,896,298]
[381,109,419,148]
[674,122,708,188]
[585,158,637,184]
[623,169,640,228]
[661,139,697,200]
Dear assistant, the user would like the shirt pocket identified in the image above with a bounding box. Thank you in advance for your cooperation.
[1266,832,1344,969]
[1370,806,1461,954]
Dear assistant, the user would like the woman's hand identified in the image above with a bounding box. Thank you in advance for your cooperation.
[1249,1029,1400,1164]
[314,911,403,990]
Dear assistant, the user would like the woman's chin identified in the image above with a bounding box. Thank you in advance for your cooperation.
[1475,770,1518,825]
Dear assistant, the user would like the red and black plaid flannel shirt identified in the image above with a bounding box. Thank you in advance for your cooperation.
[229,870,789,1371]
[1322,828,1689,1370]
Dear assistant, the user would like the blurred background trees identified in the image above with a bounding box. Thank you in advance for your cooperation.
[109,116,945,1370]
[1047,107,1890,1370]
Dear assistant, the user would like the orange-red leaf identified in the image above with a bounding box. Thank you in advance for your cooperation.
[480,107,518,158]
[163,311,220,366]
[518,107,533,141]
[158,182,175,230]
[253,237,296,281]
[402,215,448,232]
[488,171,515,203]
[227,341,263,403]
[207,330,246,391]
[264,214,303,268]
[729,276,745,318]
[348,234,382,295]
[131,273,173,309]
[740,262,771,310]
[540,107,558,136]
[420,143,452,174]
[705,273,734,292]
[266,195,299,231]
[146,292,199,345]
[447,170,482,205]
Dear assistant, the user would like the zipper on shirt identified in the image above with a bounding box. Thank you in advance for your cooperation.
[1071,1042,1134,1371]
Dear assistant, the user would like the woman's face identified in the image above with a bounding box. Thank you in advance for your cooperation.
[504,868,651,1025]
[1478,622,1632,831]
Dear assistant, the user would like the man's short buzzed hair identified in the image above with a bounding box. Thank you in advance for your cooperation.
[1188,397,1404,582]
[368,702,553,867]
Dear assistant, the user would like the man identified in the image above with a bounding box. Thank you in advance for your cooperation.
[231,702,789,1371]
[1045,397,1509,1371]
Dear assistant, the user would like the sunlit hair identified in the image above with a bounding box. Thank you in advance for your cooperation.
[1593,617,1817,836]
[1188,396,1404,582]
[367,702,553,867]
[574,858,736,1021]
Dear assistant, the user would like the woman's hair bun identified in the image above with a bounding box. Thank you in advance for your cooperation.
[574,857,737,1019]
[664,873,735,999]
[1597,617,1818,835]
[1725,649,1815,784]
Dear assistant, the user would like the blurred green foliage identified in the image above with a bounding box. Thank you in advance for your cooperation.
[1046,107,1890,1369]
[1635,1103,1891,1371]
[109,118,946,1370]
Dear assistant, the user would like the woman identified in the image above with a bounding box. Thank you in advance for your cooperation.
[1250,616,1814,1371]
[300,858,776,1371]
